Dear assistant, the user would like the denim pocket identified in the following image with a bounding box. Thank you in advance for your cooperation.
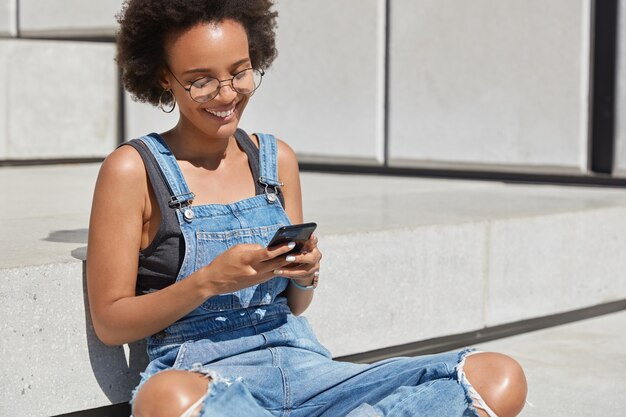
[195,224,282,312]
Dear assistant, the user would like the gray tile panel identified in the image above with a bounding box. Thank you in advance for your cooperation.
[0,39,118,159]
[0,0,17,37]
[388,0,591,173]
[615,0,626,177]
[239,0,386,164]
[18,0,120,37]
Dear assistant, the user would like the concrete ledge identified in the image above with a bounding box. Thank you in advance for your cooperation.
[2,164,626,416]
[0,263,148,417]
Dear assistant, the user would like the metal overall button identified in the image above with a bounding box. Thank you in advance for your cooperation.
[264,184,278,204]
[183,207,195,221]
[169,192,196,223]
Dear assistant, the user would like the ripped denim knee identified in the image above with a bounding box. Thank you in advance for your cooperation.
[132,364,273,417]
[181,364,274,417]
[455,349,499,417]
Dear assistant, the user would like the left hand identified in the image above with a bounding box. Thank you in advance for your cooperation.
[273,234,322,286]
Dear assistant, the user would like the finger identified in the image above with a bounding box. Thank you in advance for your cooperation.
[300,234,319,253]
[285,270,320,282]
[281,253,312,265]
[257,241,297,262]
[268,262,305,277]
[255,253,299,276]
[283,247,321,265]
[274,265,320,279]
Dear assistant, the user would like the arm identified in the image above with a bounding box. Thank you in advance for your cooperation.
[275,139,322,315]
[87,146,296,346]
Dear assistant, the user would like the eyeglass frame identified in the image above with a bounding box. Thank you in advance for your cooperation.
[165,66,265,103]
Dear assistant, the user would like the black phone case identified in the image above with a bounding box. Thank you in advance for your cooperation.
[267,222,317,253]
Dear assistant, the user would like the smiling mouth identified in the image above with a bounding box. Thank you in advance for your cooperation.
[206,108,235,118]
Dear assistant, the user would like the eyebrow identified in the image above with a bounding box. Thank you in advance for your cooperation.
[181,58,251,76]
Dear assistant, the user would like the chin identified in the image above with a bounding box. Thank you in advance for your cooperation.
[212,119,240,139]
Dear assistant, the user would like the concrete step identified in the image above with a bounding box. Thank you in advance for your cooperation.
[1,164,626,416]
[476,310,626,417]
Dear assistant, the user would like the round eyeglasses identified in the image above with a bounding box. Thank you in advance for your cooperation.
[167,67,264,103]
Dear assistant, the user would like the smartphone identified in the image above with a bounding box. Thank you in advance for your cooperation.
[267,222,317,254]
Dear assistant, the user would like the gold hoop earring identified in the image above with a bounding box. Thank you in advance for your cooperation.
[158,89,176,113]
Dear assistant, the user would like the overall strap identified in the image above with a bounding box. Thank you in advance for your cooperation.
[257,133,282,187]
[234,129,285,207]
[233,128,262,187]
[256,133,284,204]
[136,133,195,209]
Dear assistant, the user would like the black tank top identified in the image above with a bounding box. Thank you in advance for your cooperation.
[123,129,284,295]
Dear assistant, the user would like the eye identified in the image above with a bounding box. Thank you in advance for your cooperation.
[234,69,251,80]
[191,76,216,88]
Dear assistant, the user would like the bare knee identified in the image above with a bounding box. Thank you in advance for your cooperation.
[132,370,211,417]
[463,352,527,417]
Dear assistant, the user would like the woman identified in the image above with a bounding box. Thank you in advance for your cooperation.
[87,1,527,416]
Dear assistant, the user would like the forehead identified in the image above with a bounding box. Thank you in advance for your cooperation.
[165,19,250,70]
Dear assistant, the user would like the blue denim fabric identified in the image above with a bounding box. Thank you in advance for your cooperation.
[134,132,483,417]
[197,379,275,417]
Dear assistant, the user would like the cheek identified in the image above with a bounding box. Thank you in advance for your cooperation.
[177,98,199,118]
[171,90,190,109]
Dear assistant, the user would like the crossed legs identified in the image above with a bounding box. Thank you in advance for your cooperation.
[132,352,527,417]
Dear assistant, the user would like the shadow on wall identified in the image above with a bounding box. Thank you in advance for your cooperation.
[44,229,149,404]
[82,264,149,403]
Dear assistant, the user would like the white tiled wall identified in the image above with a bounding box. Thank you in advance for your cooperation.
[124,92,179,141]
[388,0,592,174]
[3,0,624,177]
[0,42,8,159]
[240,0,387,165]
[0,0,17,37]
[18,0,121,37]
[1,39,118,159]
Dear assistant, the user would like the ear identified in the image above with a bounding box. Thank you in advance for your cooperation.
[158,67,172,90]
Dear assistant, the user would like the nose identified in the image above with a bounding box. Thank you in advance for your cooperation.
[213,80,237,102]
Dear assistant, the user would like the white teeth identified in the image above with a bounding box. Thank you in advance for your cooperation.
[207,108,235,118]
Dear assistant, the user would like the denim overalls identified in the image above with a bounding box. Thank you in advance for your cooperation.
[132,132,488,417]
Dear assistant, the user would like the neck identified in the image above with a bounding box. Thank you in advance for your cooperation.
[162,119,237,168]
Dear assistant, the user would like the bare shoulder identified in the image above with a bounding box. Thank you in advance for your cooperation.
[96,144,147,190]
[88,144,149,257]
[276,137,297,158]
[91,144,150,216]
[275,137,300,175]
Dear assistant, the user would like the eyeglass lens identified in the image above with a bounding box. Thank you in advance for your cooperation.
[190,69,262,102]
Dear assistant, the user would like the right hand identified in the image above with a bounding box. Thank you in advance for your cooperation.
[200,242,297,295]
